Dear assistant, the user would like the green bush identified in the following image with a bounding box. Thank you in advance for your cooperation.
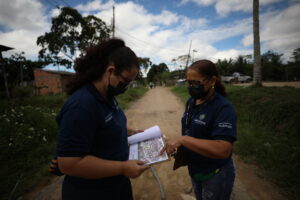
[0,105,59,199]
[12,86,34,99]
[117,87,148,109]
[228,86,300,200]
[172,85,300,200]
[0,87,148,200]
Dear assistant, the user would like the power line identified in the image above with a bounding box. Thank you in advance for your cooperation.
[42,0,57,8]
[115,27,188,54]
[59,0,72,7]
[51,0,62,7]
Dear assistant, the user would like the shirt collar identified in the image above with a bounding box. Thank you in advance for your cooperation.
[86,83,117,109]
[192,92,217,108]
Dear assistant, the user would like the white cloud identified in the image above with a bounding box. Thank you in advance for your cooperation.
[0,29,45,57]
[1,0,297,68]
[242,3,300,61]
[83,1,255,69]
[180,0,284,16]
[0,0,52,58]
[216,0,283,16]
[0,0,48,31]
[76,0,115,12]
[179,0,216,6]
[50,8,61,18]
[211,49,252,61]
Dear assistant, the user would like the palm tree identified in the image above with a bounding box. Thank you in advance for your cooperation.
[253,0,262,85]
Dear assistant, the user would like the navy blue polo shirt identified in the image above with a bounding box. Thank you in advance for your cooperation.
[56,83,131,199]
[181,92,237,175]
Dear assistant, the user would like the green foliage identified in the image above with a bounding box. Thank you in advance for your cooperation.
[138,57,152,73]
[171,84,189,103]
[117,87,148,109]
[12,86,34,99]
[172,85,300,200]
[0,87,147,199]
[228,86,300,199]
[215,56,252,76]
[37,7,111,68]
[261,50,284,81]
[171,54,189,69]
[147,63,169,83]
[0,52,47,93]
[291,48,300,64]
[0,95,65,200]
[215,49,300,81]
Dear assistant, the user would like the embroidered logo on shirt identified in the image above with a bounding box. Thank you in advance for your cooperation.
[218,122,232,129]
[105,113,113,123]
[199,114,205,120]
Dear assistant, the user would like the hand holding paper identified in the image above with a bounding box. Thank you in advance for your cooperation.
[128,125,169,165]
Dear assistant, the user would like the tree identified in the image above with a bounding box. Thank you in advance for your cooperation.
[37,7,111,68]
[291,48,300,64]
[138,57,152,74]
[286,48,300,81]
[261,51,284,81]
[0,52,48,94]
[253,0,262,85]
[216,58,233,76]
[147,63,169,83]
[171,55,189,69]
[171,54,189,79]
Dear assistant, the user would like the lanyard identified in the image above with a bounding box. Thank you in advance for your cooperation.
[185,100,195,131]
[185,97,210,135]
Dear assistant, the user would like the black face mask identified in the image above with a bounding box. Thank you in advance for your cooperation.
[107,81,129,96]
[188,84,209,99]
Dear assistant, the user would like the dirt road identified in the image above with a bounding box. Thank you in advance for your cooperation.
[24,87,286,200]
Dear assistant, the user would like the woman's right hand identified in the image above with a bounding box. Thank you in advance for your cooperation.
[122,160,149,178]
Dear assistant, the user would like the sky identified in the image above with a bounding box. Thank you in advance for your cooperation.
[0,0,300,72]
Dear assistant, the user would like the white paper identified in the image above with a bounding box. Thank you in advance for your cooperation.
[139,137,168,165]
[129,143,138,160]
[128,125,169,165]
[128,125,162,145]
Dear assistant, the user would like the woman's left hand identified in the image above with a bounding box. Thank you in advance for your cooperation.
[127,129,144,136]
[160,136,183,155]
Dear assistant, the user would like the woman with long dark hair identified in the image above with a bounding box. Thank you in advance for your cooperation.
[56,38,149,200]
[161,60,236,200]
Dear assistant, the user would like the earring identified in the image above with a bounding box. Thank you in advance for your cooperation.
[212,85,215,89]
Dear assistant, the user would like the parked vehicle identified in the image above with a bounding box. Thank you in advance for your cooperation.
[221,72,252,83]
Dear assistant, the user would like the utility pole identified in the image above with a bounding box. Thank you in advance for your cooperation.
[185,40,192,69]
[0,44,14,100]
[112,6,115,38]
[253,0,262,85]
[192,49,197,63]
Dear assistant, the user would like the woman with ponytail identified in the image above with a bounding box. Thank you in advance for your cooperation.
[55,38,149,200]
[161,60,237,200]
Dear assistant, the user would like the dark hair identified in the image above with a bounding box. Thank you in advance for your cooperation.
[66,38,139,95]
[188,59,226,97]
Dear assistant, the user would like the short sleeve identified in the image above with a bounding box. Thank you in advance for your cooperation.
[211,104,237,142]
[57,107,97,157]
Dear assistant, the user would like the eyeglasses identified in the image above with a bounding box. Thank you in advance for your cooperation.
[187,79,207,86]
[118,73,132,84]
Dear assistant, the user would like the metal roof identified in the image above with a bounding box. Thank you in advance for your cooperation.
[37,69,75,76]
[0,44,14,52]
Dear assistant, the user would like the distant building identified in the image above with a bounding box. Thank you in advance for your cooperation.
[34,69,74,95]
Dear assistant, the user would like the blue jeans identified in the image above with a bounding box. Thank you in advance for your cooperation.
[191,159,235,200]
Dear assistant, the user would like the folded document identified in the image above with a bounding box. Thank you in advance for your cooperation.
[128,125,169,165]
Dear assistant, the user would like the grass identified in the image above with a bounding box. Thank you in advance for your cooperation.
[0,86,148,200]
[171,84,300,200]
[117,87,148,109]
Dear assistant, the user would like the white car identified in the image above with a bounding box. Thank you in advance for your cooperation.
[221,72,252,83]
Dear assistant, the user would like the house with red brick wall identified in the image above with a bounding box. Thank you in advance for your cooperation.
[34,69,74,95]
